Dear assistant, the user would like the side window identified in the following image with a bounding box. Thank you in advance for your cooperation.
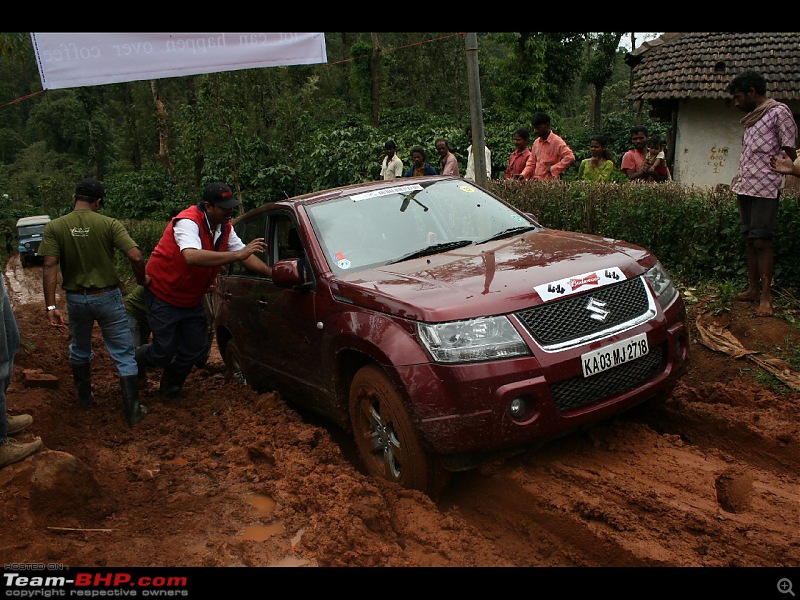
[228,214,268,277]
[270,213,309,284]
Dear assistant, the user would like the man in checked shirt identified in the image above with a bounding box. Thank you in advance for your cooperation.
[727,70,797,317]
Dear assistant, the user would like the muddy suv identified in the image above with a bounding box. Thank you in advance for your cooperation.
[210,176,690,496]
[16,215,51,267]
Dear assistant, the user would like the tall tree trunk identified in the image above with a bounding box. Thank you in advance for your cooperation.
[370,33,380,127]
[592,83,603,128]
[184,77,203,187]
[122,83,142,171]
[150,80,172,176]
[628,32,636,111]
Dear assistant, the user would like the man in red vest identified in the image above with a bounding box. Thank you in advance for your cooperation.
[138,182,271,402]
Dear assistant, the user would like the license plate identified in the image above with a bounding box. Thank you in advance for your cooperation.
[581,333,649,378]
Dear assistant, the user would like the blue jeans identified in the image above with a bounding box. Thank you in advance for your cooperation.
[144,288,208,377]
[67,288,137,377]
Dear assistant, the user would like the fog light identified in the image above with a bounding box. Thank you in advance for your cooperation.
[509,397,526,418]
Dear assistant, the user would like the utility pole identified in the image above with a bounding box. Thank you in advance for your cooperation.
[465,33,487,188]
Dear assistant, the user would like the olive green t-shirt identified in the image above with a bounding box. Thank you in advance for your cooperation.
[123,284,146,322]
[38,209,138,291]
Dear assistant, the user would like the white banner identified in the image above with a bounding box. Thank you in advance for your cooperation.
[30,32,328,90]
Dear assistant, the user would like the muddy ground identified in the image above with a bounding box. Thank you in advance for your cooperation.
[0,253,798,579]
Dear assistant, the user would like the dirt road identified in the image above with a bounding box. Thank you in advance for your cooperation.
[1,254,798,580]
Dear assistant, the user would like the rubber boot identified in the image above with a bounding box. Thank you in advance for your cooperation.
[71,363,94,408]
[135,345,149,382]
[159,368,187,404]
[120,375,147,427]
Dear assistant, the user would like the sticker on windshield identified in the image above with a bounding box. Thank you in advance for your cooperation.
[333,250,352,270]
[535,267,625,301]
[351,184,423,202]
[459,185,475,193]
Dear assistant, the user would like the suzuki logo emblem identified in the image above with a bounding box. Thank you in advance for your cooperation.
[586,298,609,321]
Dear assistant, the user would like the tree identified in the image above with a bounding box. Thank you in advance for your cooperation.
[583,33,624,127]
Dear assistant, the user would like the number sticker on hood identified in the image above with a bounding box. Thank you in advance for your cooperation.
[535,267,625,301]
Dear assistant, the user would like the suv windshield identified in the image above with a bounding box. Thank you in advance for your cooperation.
[306,179,540,274]
[18,225,46,237]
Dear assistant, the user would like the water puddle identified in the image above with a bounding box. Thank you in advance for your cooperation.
[241,522,285,541]
[241,493,284,541]
[246,493,276,517]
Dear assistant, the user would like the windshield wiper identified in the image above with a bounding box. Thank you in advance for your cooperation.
[388,240,473,264]
[477,226,537,244]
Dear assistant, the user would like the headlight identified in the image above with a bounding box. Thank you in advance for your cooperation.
[418,316,530,363]
[644,261,678,309]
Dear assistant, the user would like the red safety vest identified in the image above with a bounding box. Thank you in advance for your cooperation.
[146,205,232,307]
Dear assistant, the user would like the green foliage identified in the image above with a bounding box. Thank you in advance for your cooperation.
[489,179,799,295]
[103,167,182,221]
[348,38,373,113]
[115,218,169,280]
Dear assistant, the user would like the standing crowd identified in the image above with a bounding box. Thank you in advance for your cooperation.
[383,111,682,185]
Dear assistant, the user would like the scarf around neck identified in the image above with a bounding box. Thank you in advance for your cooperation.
[740,98,781,128]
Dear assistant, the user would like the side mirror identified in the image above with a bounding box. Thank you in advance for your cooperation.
[272,258,305,289]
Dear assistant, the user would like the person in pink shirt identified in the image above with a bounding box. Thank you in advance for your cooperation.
[517,113,575,180]
[435,139,460,176]
[504,128,531,179]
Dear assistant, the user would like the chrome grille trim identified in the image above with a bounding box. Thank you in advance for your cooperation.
[514,276,656,352]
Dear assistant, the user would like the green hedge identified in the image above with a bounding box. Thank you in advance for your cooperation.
[117,181,800,295]
[490,179,800,292]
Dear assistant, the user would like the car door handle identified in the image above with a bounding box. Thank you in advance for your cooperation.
[221,292,232,300]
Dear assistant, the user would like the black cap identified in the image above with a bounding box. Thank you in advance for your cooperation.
[202,182,240,209]
[75,178,104,201]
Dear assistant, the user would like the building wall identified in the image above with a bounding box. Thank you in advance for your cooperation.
[673,99,800,188]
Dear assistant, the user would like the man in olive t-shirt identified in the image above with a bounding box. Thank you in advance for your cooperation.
[38,178,148,427]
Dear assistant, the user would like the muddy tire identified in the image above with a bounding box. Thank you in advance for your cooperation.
[349,364,449,497]
[223,340,247,386]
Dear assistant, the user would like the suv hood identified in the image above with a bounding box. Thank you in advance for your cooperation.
[328,230,652,322]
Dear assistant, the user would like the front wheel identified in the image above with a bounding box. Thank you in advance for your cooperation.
[349,364,448,497]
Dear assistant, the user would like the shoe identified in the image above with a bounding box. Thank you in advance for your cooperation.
[0,437,43,468]
[6,414,33,435]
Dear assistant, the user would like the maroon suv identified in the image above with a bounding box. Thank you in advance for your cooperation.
[210,176,689,496]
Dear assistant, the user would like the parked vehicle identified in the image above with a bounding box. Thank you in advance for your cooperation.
[210,176,690,496]
[16,215,51,267]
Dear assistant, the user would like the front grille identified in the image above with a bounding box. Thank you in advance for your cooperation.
[516,277,651,348]
[550,345,664,412]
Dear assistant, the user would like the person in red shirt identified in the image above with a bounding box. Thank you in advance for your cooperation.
[504,128,531,179]
[517,113,575,181]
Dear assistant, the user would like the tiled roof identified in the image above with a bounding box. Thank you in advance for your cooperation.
[625,32,800,101]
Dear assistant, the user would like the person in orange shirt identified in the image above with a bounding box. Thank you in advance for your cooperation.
[504,128,531,179]
[517,113,575,181]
